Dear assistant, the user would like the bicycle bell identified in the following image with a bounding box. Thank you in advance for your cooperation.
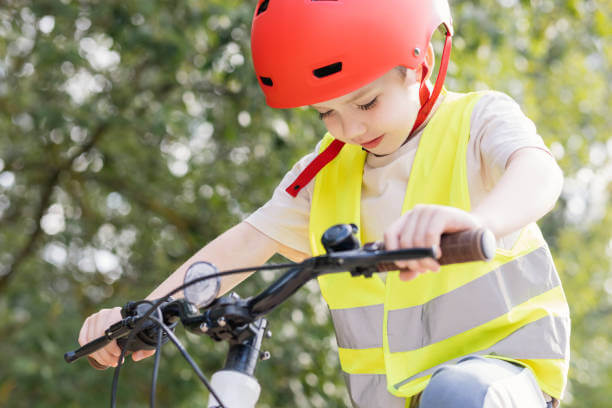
[321,223,360,253]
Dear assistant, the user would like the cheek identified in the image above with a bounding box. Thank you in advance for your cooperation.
[323,117,343,140]
[377,88,420,130]
[377,101,416,131]
[392,98,420,129]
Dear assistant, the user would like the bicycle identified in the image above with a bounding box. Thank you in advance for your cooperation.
[65,223,495,408]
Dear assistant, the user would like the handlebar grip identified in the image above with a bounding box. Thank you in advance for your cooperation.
[369,228,496,272]
[438,228,496,265]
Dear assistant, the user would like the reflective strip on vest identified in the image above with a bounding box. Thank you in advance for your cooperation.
[343,372,406,408]
[331,304,384,349]
[340,314,569,408]
[330,246,559,352]
[393,314,570,388]
[388,246,559,352]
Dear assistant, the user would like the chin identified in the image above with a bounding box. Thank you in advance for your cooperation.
[372,143,399,156]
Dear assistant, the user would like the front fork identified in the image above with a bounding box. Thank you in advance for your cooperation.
[207,318,269,408]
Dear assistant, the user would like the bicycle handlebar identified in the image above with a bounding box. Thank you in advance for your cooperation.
[64,224,496,408]
[247,227,494,317]
[66,225,495,363]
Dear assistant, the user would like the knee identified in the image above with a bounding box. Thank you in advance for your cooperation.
[419,365,488,408]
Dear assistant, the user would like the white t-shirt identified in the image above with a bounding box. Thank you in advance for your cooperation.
[245,91,551,256]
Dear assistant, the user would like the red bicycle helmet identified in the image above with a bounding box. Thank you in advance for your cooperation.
[251,0,453,109]
[250,0,454,197]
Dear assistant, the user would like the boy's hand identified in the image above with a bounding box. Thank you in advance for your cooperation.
[384,204,483,281]
[78,307,156,368]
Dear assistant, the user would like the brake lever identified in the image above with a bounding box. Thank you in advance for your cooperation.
[64,298,179,367]
[116,299,179,352]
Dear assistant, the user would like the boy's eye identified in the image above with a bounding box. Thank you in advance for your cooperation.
[319,110,333,120]
[358,97,378,111]
[317,96,378,120]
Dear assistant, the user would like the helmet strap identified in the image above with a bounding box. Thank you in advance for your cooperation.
[409,32,453,136]
[418,64,431,107]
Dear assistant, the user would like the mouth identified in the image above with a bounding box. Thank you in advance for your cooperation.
[360,135,385,149]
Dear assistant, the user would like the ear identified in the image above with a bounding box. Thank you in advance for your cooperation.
[415,43,436,82]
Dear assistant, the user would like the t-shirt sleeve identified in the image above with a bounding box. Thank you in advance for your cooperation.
[244,143,322,256]
[469,91,552,191]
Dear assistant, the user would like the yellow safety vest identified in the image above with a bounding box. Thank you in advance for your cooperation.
[309,92,570,408]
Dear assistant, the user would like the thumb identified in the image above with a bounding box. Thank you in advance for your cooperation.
[441,208,483,234]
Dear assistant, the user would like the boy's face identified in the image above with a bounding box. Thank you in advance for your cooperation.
[311,68,421,156]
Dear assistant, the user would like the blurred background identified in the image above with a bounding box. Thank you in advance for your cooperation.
[0,0,610,406]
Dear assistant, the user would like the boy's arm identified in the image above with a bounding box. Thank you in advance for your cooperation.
[79,221,306,367]
[470,147,563,238]
[384,147,563,280]
[146,221,306,300]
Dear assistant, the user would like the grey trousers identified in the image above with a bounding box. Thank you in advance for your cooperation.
[418,356,555,408]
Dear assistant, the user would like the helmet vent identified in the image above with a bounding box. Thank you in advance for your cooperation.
[313,62,342,78]
[256,0,270,15]
[260,76,273,86]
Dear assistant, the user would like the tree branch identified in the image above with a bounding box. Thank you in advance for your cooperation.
[0,123,108,292]
[86,172,199,248]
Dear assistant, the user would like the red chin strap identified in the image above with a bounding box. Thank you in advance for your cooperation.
[410,32,453,135]
[286,32,453,198]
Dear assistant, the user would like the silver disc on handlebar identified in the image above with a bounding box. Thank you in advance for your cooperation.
[184,261,221,308]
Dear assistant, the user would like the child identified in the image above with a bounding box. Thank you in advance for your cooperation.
[79,1,570,407]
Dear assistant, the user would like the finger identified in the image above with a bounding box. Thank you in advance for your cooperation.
[80,318,110,369]
[78,317,91,347]
[98,347,121,368]
[107,339,122,357]
[408,207,441,271]
[87,356,109,370]
[406,257,439,274]
[412,206,438,247]
[384,214,410,251]
[419,212,452,270]
[398,211,419,248]
[91,316,122,360]
[104,340,124,366]
[421,259,441,273]
[399,269,420,281]
[413,239,441,271]
[441,206,481,233]
[132,349,156,362]
[102,308,123,356]
[88,320,120,367]
[86,323,113,367]
[396,212,421,270]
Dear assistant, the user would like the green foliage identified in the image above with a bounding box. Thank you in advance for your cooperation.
[0,0,610,406]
